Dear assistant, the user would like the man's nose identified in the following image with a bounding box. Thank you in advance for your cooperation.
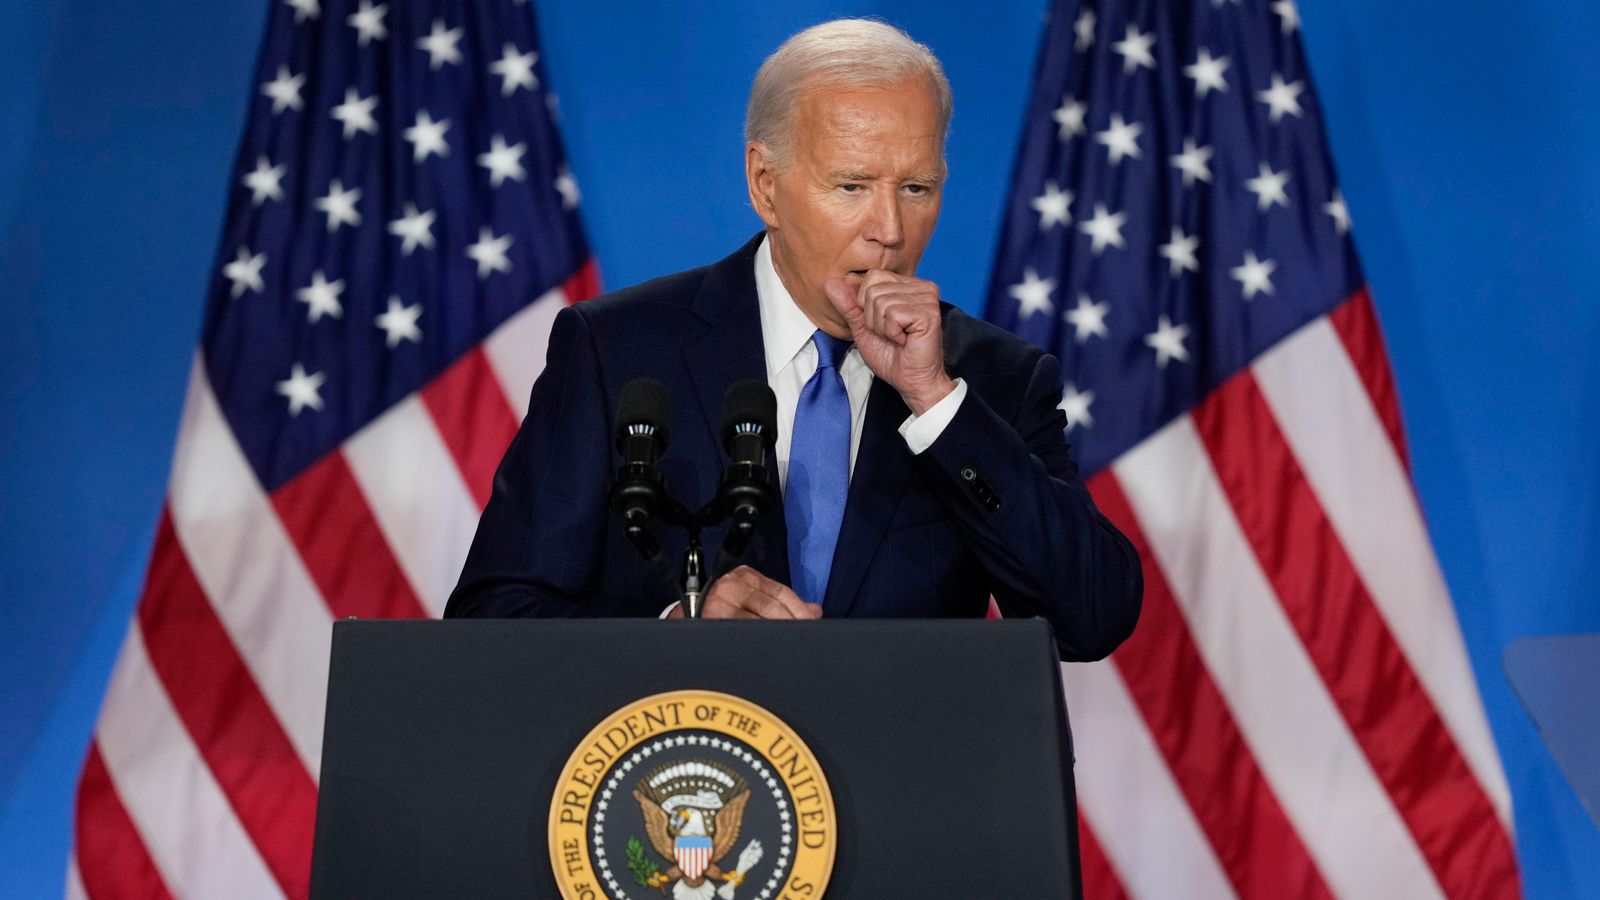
[863,188,903,247]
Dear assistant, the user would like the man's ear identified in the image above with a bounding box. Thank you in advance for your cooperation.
[745,141,780,229]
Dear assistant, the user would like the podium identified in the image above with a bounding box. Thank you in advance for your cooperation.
[310,619,1081,898]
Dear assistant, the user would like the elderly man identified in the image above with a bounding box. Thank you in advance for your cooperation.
[446,19,1141,662]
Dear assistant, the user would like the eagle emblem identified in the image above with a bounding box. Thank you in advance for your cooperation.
[631,759,764,899]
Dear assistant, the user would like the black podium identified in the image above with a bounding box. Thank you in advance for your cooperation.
[310,619,1081,898]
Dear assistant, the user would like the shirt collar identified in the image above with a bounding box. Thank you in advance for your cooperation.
[754,234,823,378]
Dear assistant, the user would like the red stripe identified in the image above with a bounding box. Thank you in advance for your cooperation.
[1328,287,1410,468]
[272,450,430,620]
[419,348,520,510]
[75,743,176,900]
[1090,471,1336,900]
[140,512,317,900]
[1076,811,1130,900]
[562,257,601,303]
[1193,371,1521,898]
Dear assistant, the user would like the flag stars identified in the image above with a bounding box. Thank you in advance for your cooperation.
[1257,74,1306,123]
[1059,384,1095,431]
[1052,95,1087,141]
[222,247,266,298]
[490,44,539,96]
[314,180,362,231]
[478,134,528,188]
[554,165,581,210]
[1145,316,1191,368]
[1112,24,1157,74]
[295,270,345,323]
[466,227,514,278]
[261,66,304,114]
[388,202,436,255]
[1246,162,1291,211]
[242,156,286,205]
[1273,0,1301,33]
[1079,203,1127,254]
[417,19,464,70]
[376,297,423,347]
[1158,227,1201,276]
[284,0,319,24]
[1074,9,1097,51]
[1065,295,1109,343]
[1008,267,1057,318]
[1325,189,1352,234]
[1231,250,1278,299]
[347,1,387,45]
[1030,181,1073,229]
[1170,138,1214,187]
[1184,48,1230,97]
[276,364,326,416]
[1095,114,1144,165]
[404,110,450,162]
[331,88,379,139]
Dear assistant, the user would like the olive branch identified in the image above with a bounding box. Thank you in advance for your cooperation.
[626,836,661,887]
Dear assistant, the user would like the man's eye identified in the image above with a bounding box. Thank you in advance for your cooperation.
[904,184,929,196]
[838,183,863,193]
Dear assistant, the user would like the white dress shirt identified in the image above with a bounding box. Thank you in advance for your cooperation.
[754,235,966,491]
[661,238,967,616]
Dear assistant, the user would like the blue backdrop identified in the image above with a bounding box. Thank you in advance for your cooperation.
[3,2,1598,896]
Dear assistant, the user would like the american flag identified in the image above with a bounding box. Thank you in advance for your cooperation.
[985,1,1519,897]
[68,0,597,896]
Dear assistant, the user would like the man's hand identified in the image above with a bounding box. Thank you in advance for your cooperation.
[823,270,956,415]
[665,566,822,619]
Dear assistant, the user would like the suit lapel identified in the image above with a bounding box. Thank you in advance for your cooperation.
[682,234,789,584]
[822,378,915,617]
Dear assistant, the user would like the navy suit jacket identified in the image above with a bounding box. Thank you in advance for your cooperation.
[446,234,1142,661]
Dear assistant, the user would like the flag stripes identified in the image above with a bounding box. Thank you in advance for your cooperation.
[75,277,590,898]
[1071,302,1516,899]
[1253,318,1512,827]
[1087,472,1335,900]
[137,513,318,899]
[270,452,433,621]
[74,751,172,900]
[92,625,281,898]
[1062,658,1235,899]
[420,348,523,508]
[1193,370,1519,895]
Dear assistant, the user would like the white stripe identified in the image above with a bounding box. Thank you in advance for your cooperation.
[1253,319,1513,826]
[342,396,480,617]
[1115,418,1445,900]
[483,286,566,420]
[1062,660,1235,900]
[65,854,87,900]
[95,626,283,900]
[166,358,328,776]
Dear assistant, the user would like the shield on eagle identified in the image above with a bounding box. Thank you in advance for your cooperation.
[632,760,751,888]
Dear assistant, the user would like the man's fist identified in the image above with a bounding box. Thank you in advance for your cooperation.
[823,270,956,415]
[666,566,822,619]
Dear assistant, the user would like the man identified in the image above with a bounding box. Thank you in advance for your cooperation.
[446,19,1141,662]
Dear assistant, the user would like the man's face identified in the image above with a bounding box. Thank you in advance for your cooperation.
[746,76,946,337]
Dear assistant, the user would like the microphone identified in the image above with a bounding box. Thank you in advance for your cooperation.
[611,379,672,557]
[717,380,778,559]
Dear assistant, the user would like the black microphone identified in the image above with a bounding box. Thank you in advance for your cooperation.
[611,379,672,555]
[717,380,778,559]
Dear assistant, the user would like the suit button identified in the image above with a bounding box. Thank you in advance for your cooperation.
[960,466,976,482]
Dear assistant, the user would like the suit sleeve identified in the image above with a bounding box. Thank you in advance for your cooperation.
[444,305,625,618]
[913,350,1143,660]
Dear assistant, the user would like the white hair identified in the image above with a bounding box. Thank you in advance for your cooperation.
[745,19,953,167]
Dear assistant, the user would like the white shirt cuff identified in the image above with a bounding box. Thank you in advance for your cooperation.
[660,601,680,618]
[897,378,967,455]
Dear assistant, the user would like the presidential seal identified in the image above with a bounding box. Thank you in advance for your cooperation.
[549,690,836,900]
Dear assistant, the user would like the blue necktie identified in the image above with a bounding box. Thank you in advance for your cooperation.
[785,330,852,605]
